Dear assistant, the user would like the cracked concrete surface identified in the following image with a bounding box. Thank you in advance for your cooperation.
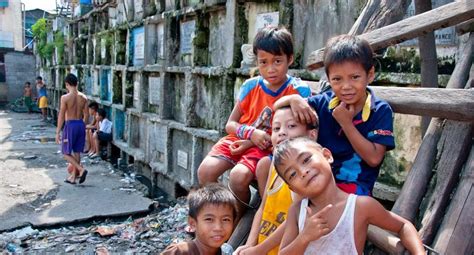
[0,110,153,232]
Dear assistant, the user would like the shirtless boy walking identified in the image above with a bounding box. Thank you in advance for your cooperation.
[55,73,89,184]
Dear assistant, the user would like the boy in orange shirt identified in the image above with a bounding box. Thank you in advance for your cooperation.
[197,27,311,212]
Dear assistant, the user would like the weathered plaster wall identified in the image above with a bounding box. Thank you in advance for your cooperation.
[5,52,36,102]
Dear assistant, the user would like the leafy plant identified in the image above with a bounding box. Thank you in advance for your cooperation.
[32,18,53,60]
[54,31,65,64]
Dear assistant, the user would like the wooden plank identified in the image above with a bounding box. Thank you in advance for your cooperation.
[418,121,473,245]
[367,225,405,254]
[306,0,474,70]
[391,33,473,221]
[456,18,474,35]
[369,87,474,121]
[348,0,410,36]
[433,146,474,254]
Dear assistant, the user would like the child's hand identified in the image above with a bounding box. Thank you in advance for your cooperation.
[233,245,262,255]
[301,204,333,243]
[250,129,271,150]
[332,102,355,127]
[55,132,60,144]
[290,97,317,125]
[230,140,253,155]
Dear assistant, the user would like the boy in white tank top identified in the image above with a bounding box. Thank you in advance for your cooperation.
[272,138,425,255]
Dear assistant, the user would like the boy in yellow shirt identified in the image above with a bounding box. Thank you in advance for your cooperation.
[234,106,318,255]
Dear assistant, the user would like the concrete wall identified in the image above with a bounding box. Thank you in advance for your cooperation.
[5,52,35,102]
[0,0,23,51]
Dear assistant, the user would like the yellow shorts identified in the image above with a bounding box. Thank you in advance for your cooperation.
[39,96,48,109]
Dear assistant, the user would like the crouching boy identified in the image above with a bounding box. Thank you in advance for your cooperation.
[161,183,238,255]
[273,138,425,255]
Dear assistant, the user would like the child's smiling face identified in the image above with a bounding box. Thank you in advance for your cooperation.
[275,141,334,197]
[271,108,317,147]
[189,204,235,252]
[328,61,375,110]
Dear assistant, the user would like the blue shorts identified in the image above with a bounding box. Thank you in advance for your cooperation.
[61,120,86,155]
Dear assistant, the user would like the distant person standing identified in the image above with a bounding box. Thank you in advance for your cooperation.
[23,82,33,113]
[55,73,89,184]
[36,76,48,121]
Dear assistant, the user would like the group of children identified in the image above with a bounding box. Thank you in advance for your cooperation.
[84,102,113,159]
[163,27,426,255]
[23,76,49,120]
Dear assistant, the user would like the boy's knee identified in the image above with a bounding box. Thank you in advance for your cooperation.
[197,165,214,185]
[229,167,253,187]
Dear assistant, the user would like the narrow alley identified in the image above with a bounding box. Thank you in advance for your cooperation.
[0,110,190,253]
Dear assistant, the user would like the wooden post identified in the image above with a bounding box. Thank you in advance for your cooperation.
[418,121,473,245]
[432,146,474,254]
[391,33,473,221]
[367,225,405,254]
[415,0,438,135]
[349,0,411,36]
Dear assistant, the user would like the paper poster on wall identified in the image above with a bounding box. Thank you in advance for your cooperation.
[157,23,165,59]
[255,12,279,34]
[149,76,161,105]
[132,26,145,66]
[177,150,188,169]
[133,80,140,101]
[180,20,196,54]
[101,38,106,58]
[134,31,145,59]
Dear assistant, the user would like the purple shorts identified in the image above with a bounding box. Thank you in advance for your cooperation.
[61,120,86,155]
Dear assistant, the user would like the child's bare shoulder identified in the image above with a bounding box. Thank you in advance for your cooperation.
[354,195,386,219]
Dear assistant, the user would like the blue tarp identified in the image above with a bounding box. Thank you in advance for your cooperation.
[0,0,8,8]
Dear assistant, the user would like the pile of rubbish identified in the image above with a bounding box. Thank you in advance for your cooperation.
[0,198,190,253]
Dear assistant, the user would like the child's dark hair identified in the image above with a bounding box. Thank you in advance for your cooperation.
[323,34,374,76]
[275,106,319,130]
[273,137,323,179]
[25,82,31,86]
[65,73,78,86]
[253,26,294,58]
[188,183,238,219]
[36,76,42,81]
[88,102,99,111]
[97,108,107,119]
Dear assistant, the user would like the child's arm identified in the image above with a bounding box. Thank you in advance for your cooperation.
[360,197,425,255]
[273,95,317,125]
[55,96,66,144]
[225,102,270,150]
[229,140,254,155]
[333,102,387,167]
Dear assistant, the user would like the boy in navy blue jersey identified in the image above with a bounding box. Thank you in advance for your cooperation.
[274,34,395,195]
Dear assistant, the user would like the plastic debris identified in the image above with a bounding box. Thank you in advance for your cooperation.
[0,198,190,253]
[95,227,116,237]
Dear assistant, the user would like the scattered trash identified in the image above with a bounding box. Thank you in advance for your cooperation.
[23,155,37,160]
[0,198,190,253]
[6,243,17,253]
[95,227,116,237]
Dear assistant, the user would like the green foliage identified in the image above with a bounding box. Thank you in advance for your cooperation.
[32,18,52,60]
[54,31,65,64]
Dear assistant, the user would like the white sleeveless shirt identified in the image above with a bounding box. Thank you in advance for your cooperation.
[298,194,358,255]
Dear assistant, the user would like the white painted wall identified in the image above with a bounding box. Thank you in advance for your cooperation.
[0,0,23,51]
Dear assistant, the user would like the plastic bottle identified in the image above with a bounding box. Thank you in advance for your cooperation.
[221,243,234,255]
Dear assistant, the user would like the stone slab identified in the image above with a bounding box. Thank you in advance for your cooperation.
[0,111,153,232]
